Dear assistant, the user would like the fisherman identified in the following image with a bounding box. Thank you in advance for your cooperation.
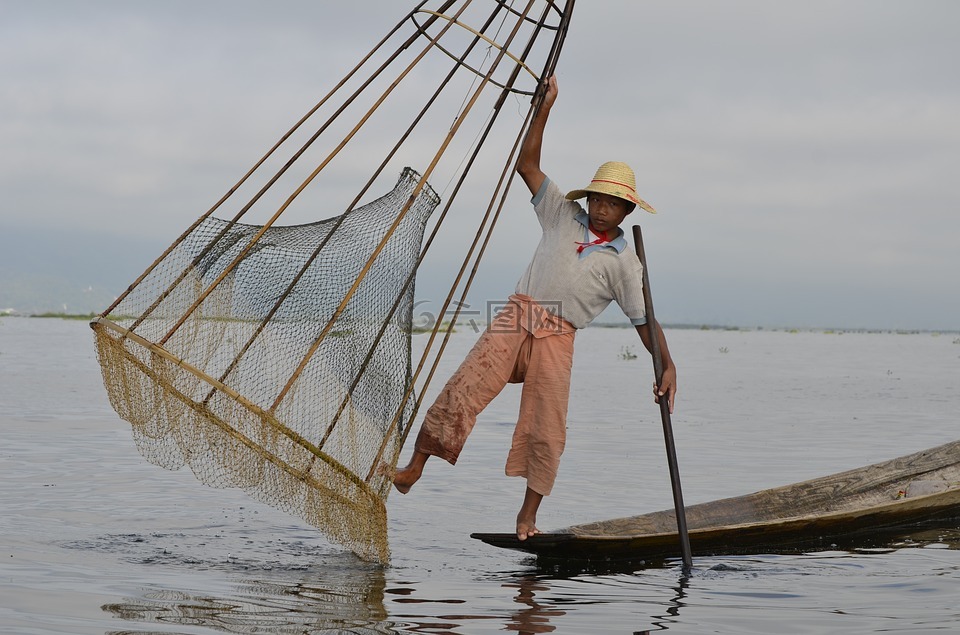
[391,75,677,540]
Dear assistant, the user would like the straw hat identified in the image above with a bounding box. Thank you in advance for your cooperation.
[565,161,656,214]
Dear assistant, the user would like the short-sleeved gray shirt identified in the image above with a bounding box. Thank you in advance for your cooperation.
[514,178,647,329]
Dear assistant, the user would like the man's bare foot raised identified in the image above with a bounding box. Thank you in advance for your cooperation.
[392,464,421,494]
[390,450,429,494]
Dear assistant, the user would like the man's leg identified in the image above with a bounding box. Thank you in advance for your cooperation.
[505,331,575,536]
[393,303,526,493]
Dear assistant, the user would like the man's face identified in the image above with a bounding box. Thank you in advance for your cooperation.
[586,193,630,234]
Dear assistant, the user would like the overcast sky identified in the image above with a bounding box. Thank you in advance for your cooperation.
[3,1,958,329]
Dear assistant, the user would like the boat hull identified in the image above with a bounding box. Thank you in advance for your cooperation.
[472,440,960,562]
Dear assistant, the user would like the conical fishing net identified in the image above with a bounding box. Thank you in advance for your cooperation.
[94,169,438,563]
[92,0,577,563]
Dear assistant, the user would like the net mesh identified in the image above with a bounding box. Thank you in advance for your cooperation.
[93,168,439,562]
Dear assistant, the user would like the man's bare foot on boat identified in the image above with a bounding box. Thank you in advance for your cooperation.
[517,486,543,540]
[517,514,540,541]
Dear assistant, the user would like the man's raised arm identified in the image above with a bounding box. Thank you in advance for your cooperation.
[516,75,558,196]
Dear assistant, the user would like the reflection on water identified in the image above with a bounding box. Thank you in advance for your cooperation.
[647,574,688,633]
[101,571,576,634]
[65,529,394,633]
[41,522,960,634]
[103,574,391,634]
[496,569,691,635]
[99,570,693,635]
[502,576,565,634]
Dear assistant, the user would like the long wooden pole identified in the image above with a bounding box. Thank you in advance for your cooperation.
[632,224,693,571]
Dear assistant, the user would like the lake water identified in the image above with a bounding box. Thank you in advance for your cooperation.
[2,316,959,634]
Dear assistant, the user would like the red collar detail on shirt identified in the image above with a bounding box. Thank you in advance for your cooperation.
[575,224,610,253]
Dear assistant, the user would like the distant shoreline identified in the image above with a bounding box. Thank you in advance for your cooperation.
[2,311,956,335]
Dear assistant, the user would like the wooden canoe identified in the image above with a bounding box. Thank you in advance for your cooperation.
[472,440,960,564]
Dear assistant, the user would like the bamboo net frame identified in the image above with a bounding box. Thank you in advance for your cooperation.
[92,0,576,563]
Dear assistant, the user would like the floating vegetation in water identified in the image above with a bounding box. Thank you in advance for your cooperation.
[619,346,637,361]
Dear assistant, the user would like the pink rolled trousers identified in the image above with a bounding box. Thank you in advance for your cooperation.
[414,294,575,496]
